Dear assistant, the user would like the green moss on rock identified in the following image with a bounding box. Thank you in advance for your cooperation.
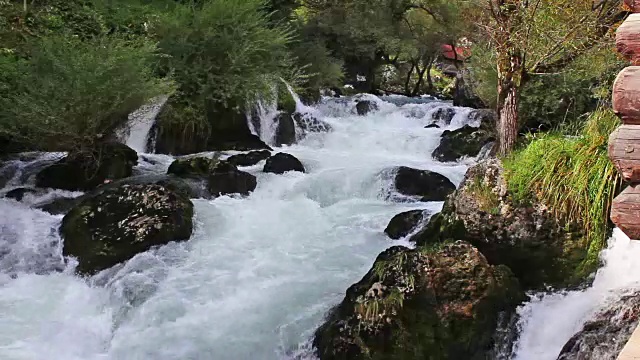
[61,184,194,275]
[313,242,524,360]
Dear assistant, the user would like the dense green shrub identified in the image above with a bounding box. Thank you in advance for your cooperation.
[0,35,170,152]
[503,109,621,276]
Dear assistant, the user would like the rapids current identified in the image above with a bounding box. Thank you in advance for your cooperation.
[0,93,638,360]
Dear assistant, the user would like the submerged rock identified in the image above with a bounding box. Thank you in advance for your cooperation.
[424,123,440,129]
[355,100,378,116]
[393,166,456,201]
[35,196,79,215]
[294,113,332,133]
[36,142,138,191]
[384,210,427,240]
[431,107,456,124]
[313,242,523,360]
[61,184,194,274]
[226,150,271,167]
[411,159,587,289]
[432,109,496,162]
[264,153,305,174]
[557,290,640,360]
[5,187,40,201]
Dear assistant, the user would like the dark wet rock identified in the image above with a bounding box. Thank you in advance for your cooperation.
[154,96,272,155]
[393,166,456,202]
[294,113,332,133]
[36,143,138,191]
[432,109,497,162]
[313,241,524,360]
[35,197,79,215]
[208,164,257,197]
[167,156,219,178]
[167,157,256,198]
[355,100,378,116]
[275,112,297,146]
[557,290,640,360]
[431,107,456,124]
[5,187,40,201]
[384,210,427,240]
[264,153,305,174]
[61,184,194,275]
[102,174,207,199]
[410,159,587,289]
[226,150,271,167]
[424,123,440,129]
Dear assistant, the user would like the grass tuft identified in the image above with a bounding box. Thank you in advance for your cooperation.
[503,108,621,275]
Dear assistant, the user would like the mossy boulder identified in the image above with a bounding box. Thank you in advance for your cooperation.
[557,290,640,360]
[168,157,257,197]
[36,142,138,191]
[393,166,456,202]
[61,184,194,275]
[384,210,427,240]
[154,96,271,155]
[411,159,588,289]
[313,241,524,360]
[226,150,271,167]
[167,156,220,178]
[264,153,305,174]
[432,109,496,162]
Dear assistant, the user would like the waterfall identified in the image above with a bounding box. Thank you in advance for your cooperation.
[0,94,482,360]
[122,96,168,154]
[512,228,640,359]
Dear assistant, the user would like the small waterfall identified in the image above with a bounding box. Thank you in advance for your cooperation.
[122,96,168,154]
[512,228,640,359]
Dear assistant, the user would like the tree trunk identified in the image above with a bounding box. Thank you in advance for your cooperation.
[404,64,415,96]
[412,65,428,97]
[426,59,435,94]
[496,51,524,155]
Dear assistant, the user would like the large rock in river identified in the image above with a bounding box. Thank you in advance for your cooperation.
[264,153,305,174]
[36,142,138,191]
[410,159,587,289]
[432,109,496,162]
[355,100,378,116]
[61,184,194,274]
[557,290,640,360]
[313,241,523,360]
[168,157,257,197]
[393,166,456,201]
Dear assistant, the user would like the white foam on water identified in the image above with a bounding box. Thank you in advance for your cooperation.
[512,228,640,360]
[0,94,480,360]
[123,96,169,154]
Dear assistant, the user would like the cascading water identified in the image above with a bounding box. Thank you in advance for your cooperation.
[0,93,491,359]
[511,228,640,360]
[121,95,169,154]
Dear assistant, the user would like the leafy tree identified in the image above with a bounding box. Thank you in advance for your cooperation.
[475,0,624,154]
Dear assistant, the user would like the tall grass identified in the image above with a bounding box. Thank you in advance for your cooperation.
[503,109,621,273]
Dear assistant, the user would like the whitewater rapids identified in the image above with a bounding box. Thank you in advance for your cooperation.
[0,95,472,359]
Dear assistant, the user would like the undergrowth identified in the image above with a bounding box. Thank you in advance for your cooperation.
[503,108,621,275]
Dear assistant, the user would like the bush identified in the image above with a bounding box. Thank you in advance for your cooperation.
[503,109,621,276]
[0,35,171,152]
[155,0,297,112]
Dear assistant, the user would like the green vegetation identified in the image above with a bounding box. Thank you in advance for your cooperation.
[503,109,622,274]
